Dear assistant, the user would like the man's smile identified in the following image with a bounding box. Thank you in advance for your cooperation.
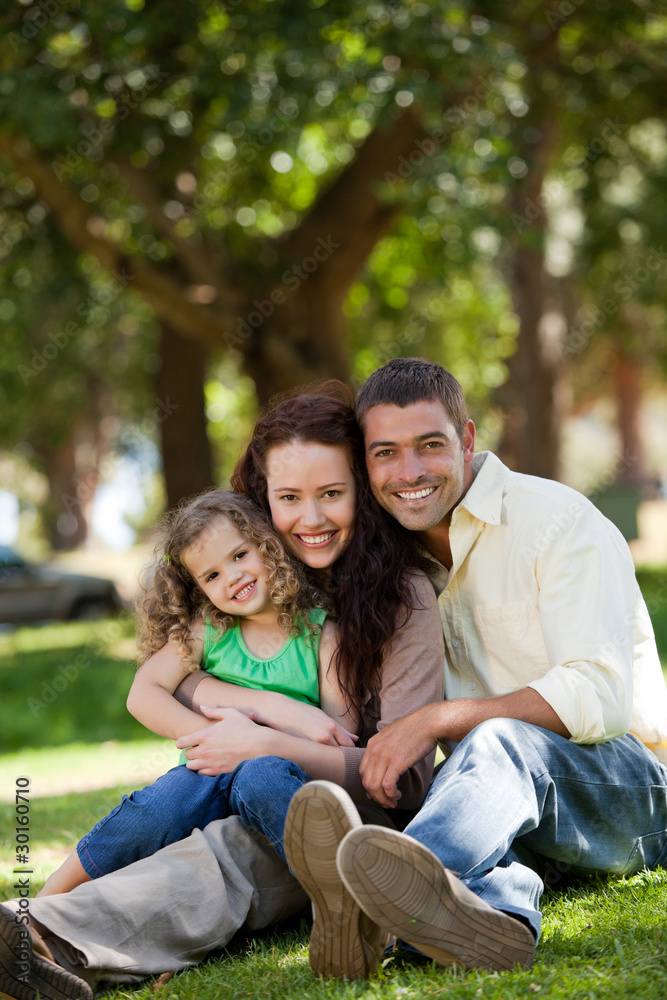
[394,486,438,502]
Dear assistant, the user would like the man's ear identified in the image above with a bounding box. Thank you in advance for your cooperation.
[462,420,476,463]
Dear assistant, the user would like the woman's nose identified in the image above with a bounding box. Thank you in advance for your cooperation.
[299,500,326,528]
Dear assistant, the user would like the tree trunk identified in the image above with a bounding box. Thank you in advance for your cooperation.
[497,107,564,481]
[613,347,646,485]
[39,417,103,551]
[156,320,214,507]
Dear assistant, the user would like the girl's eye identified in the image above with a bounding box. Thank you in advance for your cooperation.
[206,571,219,582]
[234,550,248,561]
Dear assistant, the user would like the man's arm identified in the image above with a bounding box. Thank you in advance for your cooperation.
[359,687,569,805]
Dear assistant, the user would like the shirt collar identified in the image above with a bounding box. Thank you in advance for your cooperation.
[456,451,508,527]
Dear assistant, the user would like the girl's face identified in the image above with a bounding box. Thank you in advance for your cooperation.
[181,517,272,619]
[265,441,357,570]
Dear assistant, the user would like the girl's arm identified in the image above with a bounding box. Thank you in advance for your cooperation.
[173,640,359,747]
[126,631,219,741]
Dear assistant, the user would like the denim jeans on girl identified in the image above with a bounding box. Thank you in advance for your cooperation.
[402,718,667,941]
[77,756,311,878]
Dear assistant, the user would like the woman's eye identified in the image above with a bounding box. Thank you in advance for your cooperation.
[323,490,341,499]
[279,494,297,502]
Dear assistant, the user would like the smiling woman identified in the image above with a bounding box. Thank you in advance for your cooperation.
[265,441,356,570]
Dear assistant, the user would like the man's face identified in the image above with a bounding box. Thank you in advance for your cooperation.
[363,400,475,532]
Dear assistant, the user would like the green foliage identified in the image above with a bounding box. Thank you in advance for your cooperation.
[1,1,666,532]
[0,615,150,752]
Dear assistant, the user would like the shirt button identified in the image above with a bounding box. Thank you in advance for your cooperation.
[468,682,476,691]
[452,639,460,648]
[442,590,450,599]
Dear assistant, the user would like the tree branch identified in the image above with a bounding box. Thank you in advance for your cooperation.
[0,136,244,351]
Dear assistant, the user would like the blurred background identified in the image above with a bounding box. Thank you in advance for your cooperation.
[1,1,666,839]
[1,0,666,569]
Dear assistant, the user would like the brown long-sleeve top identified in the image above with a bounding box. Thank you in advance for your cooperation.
[174,569,445,812]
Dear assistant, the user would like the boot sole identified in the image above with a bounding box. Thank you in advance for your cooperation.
[0,905,92,1000]
[283,782,387,979]
[337,826,535,972]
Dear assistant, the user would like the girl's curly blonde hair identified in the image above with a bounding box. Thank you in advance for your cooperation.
[136,489,326,668]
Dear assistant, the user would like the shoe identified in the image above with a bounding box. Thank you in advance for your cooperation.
[336,826,536,973]
[0,904,92,1000]
[283,782,389,979]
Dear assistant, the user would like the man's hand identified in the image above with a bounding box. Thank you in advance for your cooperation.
[360,702,445,808]
[175,706,271,775]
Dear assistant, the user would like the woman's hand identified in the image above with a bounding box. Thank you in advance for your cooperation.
[176,706,272,775]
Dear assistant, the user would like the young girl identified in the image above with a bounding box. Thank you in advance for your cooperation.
[38,489,358,896]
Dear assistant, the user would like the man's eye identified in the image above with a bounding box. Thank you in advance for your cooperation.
[374,449,392,458]
[424,441,443,449]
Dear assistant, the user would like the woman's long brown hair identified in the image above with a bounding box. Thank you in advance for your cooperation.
[231,382,425,712]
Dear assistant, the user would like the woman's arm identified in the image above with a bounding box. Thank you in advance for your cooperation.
[173,657,358,747]
[126,633,219,741]
[175,573,445,803]
[176,707,347,783]
[316,619,360,736]
[342,570,446,810]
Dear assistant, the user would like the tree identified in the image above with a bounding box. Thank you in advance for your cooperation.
[1,0,664,524]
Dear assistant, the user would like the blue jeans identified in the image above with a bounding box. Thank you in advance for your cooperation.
[403,719,667,941]
[77,756,311,878]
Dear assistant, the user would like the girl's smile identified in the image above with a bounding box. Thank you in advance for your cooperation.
[181,518,273,621]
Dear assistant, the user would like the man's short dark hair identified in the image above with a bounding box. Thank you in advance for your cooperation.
[355,358,468,438]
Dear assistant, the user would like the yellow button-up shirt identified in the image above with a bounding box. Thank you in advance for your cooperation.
[425,451,667,765]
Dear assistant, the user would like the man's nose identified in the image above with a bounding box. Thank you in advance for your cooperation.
[396,450,427,483]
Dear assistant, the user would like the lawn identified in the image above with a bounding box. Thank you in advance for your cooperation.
[1,572,667,999]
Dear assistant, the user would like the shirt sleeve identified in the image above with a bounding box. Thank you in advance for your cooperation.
[526,503,637,743]
[341,570,445,809]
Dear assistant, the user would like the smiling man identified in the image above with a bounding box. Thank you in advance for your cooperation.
[287,356,667,974]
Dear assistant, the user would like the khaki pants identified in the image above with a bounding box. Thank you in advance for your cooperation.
[30,818,307,987]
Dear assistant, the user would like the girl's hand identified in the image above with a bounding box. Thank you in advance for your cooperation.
[175,706,271,775]
[253,694,358,748]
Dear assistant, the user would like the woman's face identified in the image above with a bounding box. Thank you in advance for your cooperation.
[265,441,356,570]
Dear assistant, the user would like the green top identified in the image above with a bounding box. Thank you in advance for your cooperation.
[178,608,327,765]
[202,608,326,706]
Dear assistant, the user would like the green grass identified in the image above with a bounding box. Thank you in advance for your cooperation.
[1,593,667,999]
